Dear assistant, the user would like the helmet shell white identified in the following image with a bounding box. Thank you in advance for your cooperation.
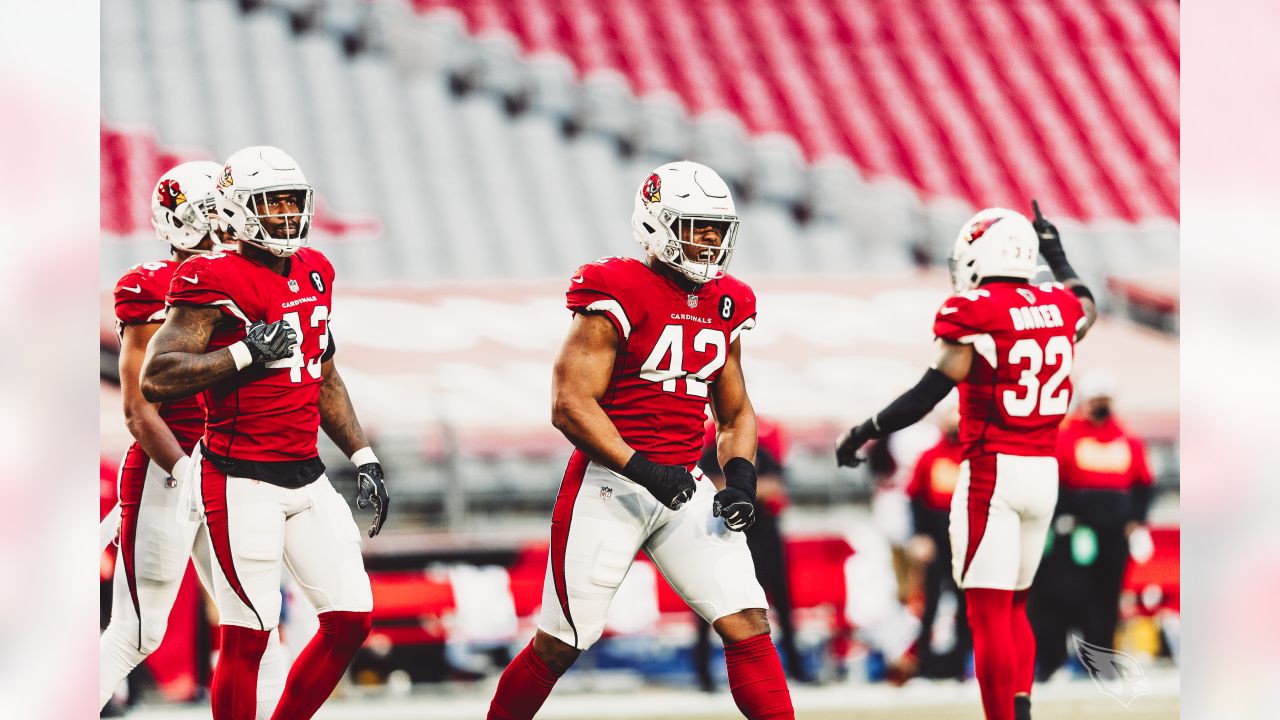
[631,161,739,284]
[151,161,223,251]
[217,146,314,258]
[950,208,1039,292]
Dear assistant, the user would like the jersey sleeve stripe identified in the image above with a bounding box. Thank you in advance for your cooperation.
[168,296,250,325]
[729,315,756,342]
[957,333,998,368]
[584,299,632,339]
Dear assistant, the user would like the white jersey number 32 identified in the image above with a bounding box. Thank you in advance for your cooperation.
[1003,335,1072,417]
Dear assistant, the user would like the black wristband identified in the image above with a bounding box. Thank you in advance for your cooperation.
[722,457,757,498]
[623,452,659,485]
[1071,284,1095,304]
[869,367,957,438]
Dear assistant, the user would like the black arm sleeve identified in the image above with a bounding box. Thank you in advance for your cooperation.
[1041,244,1096,304]
[321,334,336,362]
[866,367,957,439]
[1040,243,1080,283]
[723,457,758,498]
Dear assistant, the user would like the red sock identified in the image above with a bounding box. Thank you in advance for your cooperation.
[724,633,795,720]
[1011,589,1035,695]
[270,611,371,720]
[966,588,1017,720]
[212,625,270,720]
[487,639,563,720]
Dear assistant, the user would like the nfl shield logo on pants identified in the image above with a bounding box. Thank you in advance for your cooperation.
[600,486,613,500]
[687,294,699,309]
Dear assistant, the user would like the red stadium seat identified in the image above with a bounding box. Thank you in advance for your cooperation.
[413,0,1178,222]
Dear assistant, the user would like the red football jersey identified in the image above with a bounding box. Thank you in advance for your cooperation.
[933,281,1085,458]
[166,248,336,462]
[566,257,757,466]
[907,435,964,512]
[1055,416,1153,491]
[113,258,204,452]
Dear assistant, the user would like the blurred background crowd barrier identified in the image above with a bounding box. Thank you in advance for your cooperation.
[100,0,1178,709]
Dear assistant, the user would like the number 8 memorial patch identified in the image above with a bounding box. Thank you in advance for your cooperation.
[719,295,734,321]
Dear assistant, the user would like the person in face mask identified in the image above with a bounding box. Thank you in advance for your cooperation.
[1029,372,1155,679]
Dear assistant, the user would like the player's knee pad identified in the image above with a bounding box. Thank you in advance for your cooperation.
[135,524,189,584]
[137,615,170,655]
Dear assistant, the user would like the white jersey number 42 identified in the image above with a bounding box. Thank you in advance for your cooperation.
[639,325,727,398]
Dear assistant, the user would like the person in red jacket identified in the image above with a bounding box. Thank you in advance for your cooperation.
[905,405,972,681]
[1029,372,1153,679]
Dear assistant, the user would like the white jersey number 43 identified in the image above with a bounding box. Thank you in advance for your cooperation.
[264,304,330,383]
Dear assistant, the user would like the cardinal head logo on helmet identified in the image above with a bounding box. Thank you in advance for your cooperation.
[641,173,661,205]
[156,179,187,211]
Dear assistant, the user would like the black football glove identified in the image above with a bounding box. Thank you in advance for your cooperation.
[835,420,876,468]
[355,462,390,537]
[1030,199,1069,269]
[713,457,757,532]
[243,319,299,364]
[623,453,696,511]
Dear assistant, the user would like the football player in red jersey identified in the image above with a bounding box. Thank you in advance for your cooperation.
[139,147,389,720]
[835,204,1097,720]
[487,162,794,720]
[100,161,291,719]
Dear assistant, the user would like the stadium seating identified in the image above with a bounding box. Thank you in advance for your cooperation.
[410,0,1178,224]
[102,0,1178,289]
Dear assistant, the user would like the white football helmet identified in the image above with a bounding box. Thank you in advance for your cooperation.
[631,161,739,284]
[217,146,314,258]
[949,207,1039,292]
[151,161,224,252]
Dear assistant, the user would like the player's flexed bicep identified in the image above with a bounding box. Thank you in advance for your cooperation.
[550,312,632,472]
[552,311,697,512]
[141,305,298,402]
